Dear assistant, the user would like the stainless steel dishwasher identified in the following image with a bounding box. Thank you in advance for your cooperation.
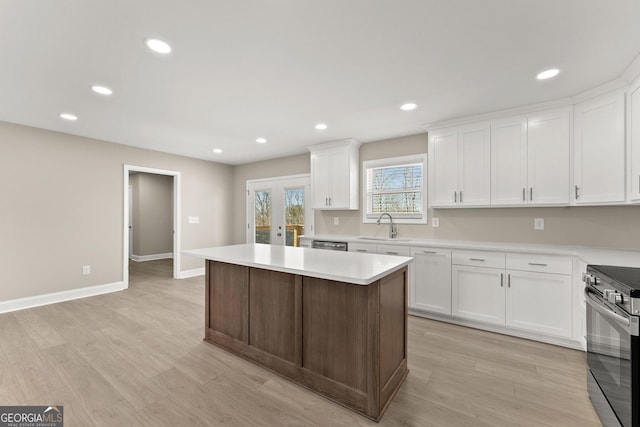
[311,240,348,251]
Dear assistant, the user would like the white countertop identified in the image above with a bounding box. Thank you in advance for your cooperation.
[302,235,640,268]
[183,243,413,285]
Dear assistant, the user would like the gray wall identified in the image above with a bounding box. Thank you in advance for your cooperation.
[0,121,233,302]
[130,172,173,257]
[309,133,640,249]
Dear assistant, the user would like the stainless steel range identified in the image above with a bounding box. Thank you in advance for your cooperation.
[583,265,640,427]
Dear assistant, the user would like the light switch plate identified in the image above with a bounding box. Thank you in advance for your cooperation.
[534,218,544,230]
[333,217,339,225]
[432,218,439,228]
[82,265,91,275]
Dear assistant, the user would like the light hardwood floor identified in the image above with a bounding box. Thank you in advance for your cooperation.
[0,259,601,426]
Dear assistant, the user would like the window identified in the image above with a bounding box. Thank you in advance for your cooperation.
[362,154,427,224]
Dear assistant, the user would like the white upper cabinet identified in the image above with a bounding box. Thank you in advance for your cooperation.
[428,122,490,208]
[428,127,459,207]
[629,80,640,203]
[491,117,528,205]
[574,92,626,204]
[309,139,360,210]
[526,108,571,205]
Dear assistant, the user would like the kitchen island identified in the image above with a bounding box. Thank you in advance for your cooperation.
[184,243,412,421]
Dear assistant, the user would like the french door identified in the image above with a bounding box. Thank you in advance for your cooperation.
[246,175,312,246]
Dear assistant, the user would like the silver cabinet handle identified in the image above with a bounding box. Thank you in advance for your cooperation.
[329,197,331,206]
[422,250,437,254]
[325,197,328,206]
[528,262,548,267]
[386,251,398,255]
[469,258,485,262]
[508,273,511,288]
[454,191,457,203]
[522,188,525,202]
[459,191,463,203]
[356,249,367,252]
[575,185,580,199]
[500,273,504,287]
[529,187,533,201]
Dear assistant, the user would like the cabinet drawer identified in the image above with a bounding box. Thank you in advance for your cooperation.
[452,250,505,269]
[377,244,411,257]
[348,242,377,253]
[506,253,572,275]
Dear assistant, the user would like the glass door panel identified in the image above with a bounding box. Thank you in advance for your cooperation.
[285,187,304,247]
[247,177,312,246]
[254,189,271,244]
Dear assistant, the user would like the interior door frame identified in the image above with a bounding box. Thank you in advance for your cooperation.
[123,165,181,287]
[246,174,312,244]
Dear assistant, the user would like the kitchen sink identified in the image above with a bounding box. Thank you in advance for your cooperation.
[357,237,411,242]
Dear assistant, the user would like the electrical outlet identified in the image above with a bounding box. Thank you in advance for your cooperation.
[432,218,439,228]
[82,265,91,275]
[534,218,544,230]
[188,216,199,224]
[333,217,339,225]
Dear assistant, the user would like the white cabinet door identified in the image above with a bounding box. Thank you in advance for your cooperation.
[348,242,377,253]
[629,82,640,202]
[452,265,505,325]
[328,147,351,208]
[459,123,491,206]
[410,248,452,314]
[310,150,331,209]
[491,117,528,206]
[574,92,625,204]
[428,127,459,207]
[506,270,572,338]
[527,109,571,205]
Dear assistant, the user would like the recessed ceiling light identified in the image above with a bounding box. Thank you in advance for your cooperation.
[256,137,267,144]
[91,85,113,96]
[536,68,560,80]
[145,38,172,54]
[315,123,328,130]
[59,113,78,121]
[400,103,417,111]
[213,148,223,154]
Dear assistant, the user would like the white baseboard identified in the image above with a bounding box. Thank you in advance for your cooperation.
[408,308,585,351]
[130,253,173,262]
[178,267,205,279]
[0,281,127,314]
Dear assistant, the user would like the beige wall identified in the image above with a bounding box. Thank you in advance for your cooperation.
[312,133,640,249]
[0,121,233,301]
[231,153,310,244]
[130,172,173,257]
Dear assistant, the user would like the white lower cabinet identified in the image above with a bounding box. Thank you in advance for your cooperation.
[505,270,572,338]
[410,248,452,314]
[448,250,573,341]
[452,265,505,325]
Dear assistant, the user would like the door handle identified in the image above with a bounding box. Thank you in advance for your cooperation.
[522,188,525,202]
[459,191,463,203]
[469,258,485,262]
[575,185,580,200]
[508,273,511,288]
[528,262,548,267]
[500,273,504,287]
[454,191,457,203]
[530,187,533,201]
[422,251,437,254]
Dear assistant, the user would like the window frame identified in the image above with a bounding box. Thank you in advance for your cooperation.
[361,154,427,224]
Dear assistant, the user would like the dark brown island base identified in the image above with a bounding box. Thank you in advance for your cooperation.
[184,244,412,422]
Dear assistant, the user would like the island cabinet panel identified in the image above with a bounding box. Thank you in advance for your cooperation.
[248,268,300,363]
[206,261,248,342]
[379,268,408,405]
[203,260,408,422]
[301,276,370,391]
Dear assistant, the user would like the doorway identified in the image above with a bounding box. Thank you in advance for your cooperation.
[123,165,181,288]
[246,175,312,246]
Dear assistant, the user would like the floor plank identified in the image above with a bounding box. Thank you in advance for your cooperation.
[2,259,602,426]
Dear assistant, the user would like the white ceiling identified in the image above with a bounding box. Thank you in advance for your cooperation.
[1,0,639,165]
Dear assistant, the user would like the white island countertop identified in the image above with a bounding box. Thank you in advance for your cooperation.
[183,243,413,285]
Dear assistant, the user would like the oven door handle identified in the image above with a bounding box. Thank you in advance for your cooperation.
[584,287,638,336]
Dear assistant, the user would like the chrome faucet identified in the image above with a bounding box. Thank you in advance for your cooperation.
[376,213,397,239]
